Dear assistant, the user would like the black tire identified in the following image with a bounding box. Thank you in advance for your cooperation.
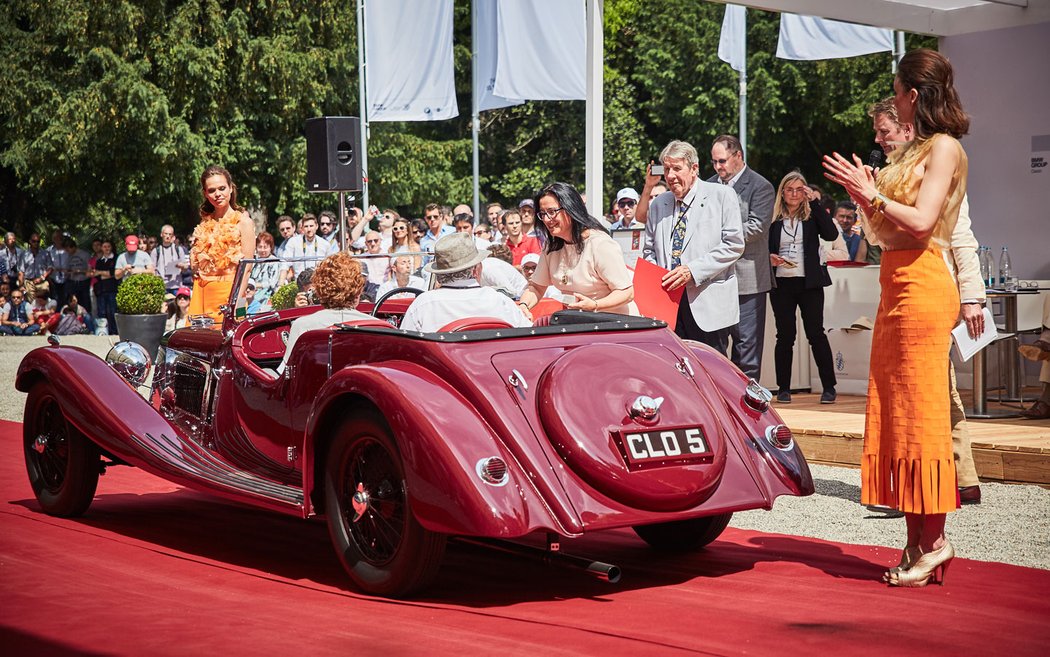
[23,381,101,517]
[633,513,733,552]
[324,412,446,597]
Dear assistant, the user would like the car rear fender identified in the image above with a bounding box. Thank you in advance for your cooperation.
[685,342,814,499]
[304,361,568,537]
[16,345,180,466]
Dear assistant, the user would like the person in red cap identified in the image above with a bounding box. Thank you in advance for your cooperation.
[166,286,192,330]
[189,165,255,323]
[114,234,155,280]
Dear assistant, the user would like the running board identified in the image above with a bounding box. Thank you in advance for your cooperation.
[127,431,304,511]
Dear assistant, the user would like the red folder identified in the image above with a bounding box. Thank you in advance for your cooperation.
[632,258,684,329]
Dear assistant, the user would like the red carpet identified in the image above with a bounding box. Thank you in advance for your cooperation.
[1,418,1047,656]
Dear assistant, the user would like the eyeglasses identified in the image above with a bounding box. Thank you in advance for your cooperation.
[537,208,564,221]
[617,200,636,208]
[784,188,807,195]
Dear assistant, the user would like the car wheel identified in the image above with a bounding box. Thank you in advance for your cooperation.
[633,513,733,552]
[324,413,446,597]
[23,382,100,517]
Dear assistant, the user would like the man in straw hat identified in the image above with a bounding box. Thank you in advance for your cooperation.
[400,233,531,333]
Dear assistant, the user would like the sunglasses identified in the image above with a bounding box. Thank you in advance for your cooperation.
[392,226,407,232]
[365,239,381,244]
[617,199,636,208]
[11,295,24,300]
[320,222,332,226]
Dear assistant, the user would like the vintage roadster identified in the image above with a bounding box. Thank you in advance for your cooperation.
[17,257,813,597]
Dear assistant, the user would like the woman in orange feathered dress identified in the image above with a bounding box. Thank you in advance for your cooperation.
[823,49,970,588]
[189,165,256,323]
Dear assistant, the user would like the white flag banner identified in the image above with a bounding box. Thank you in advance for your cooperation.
[493,0,586,102]
[364,0,458,121]
[718,4,747,72]
[776,13,894,61]
[476,0,524,111]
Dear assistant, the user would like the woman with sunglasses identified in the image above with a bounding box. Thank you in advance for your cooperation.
[767,171,841,406]
[516,182,637,319]
[387,217,422,272]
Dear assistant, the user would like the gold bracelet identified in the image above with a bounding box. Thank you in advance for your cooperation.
[870,192,889,213]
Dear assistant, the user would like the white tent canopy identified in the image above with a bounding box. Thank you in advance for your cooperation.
[721,0,1050,36]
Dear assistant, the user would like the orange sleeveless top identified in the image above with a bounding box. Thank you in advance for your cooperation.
[862,133,968,251]
[191,210,245,279]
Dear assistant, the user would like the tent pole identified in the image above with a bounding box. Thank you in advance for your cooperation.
[584,0,604,218]
[471,0,481,219]
[357,0,369,211]
[739,9,748,156]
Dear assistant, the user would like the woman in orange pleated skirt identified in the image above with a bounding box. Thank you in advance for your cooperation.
[824,48,971,587]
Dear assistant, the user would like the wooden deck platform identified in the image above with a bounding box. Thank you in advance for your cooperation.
[776,391,1050,486]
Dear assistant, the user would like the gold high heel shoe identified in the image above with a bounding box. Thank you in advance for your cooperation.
[886,540,954,587]
[883,545,922,581]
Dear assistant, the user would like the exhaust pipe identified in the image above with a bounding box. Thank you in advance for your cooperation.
[452,535,622,584]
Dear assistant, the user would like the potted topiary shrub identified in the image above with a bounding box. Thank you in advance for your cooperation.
[115,273,168,360]
[269,281,300,311]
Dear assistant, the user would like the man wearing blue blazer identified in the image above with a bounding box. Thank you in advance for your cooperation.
[643,140,744,354]
[709,135,775,381]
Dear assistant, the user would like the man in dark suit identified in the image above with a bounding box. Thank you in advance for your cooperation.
[708,135,775,381]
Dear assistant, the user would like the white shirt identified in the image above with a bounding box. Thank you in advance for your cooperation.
[361,253,390,285]
[399,281,531,333]
[376,275,427,300]
[479,257,527,299]
[775,218,805,278]
[283,234,334,275]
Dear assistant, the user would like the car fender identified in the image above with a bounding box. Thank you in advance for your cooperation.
[684,342,814,499]
[16,345,181,469]
[304,361,564,538]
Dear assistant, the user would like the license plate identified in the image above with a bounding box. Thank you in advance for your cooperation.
[613,426,710,470]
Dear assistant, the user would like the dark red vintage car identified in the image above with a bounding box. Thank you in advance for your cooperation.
[17,258,812,597]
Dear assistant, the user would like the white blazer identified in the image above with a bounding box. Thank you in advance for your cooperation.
[643,179,744,331]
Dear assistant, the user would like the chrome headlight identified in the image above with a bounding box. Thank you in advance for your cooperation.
[106,341,152,387]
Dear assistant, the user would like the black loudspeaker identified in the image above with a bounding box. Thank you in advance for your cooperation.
[305,116,362,192]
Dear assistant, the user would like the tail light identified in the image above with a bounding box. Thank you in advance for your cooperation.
[764,424,794,450]
[476,457,509,486]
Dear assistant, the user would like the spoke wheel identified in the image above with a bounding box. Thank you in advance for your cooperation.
[23,382,100,517]
[324,413,445,597]
[633,513,733,552]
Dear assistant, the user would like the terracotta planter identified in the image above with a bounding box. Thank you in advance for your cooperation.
[115,313,168,361]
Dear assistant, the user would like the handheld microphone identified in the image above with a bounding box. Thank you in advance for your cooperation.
[868,149,884,169]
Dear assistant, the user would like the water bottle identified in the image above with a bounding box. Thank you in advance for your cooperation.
[982,247,996,288]
[978,247,990,287]
[998,246,1015,291]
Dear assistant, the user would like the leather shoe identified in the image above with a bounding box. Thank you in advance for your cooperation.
[1022,400,1050,420]
[820,388,837,404]
[776,390,791,404]
[1018,339,1050,362]
[959,485,981,505]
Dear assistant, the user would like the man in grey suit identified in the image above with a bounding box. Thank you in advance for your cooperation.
[643,140,744,354]
[709,135,775,381]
